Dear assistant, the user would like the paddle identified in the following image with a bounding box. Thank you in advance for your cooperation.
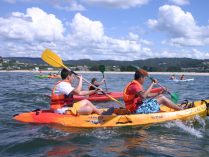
[99,65,108,92]
[41,49,124,107]
[131,65,179,103]
[149,77,179,103]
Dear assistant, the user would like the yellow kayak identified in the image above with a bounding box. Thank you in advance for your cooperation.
[13,100,209,128]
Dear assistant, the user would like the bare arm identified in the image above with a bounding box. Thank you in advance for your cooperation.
[77,90,97,96]
[72,75,83,94]
[136,80,157,99]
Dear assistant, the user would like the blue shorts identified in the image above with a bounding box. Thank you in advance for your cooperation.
[136,98,160,114]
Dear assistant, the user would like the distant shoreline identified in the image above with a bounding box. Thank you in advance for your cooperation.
[0,70,209,76]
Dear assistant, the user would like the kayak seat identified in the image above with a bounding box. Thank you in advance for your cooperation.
[113,108,131,115]
[102,107,115,115]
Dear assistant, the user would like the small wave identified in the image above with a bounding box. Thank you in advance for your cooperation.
[80,126,146,140]
[174,120,203,138]
[193,115,206,128]
[83,128,119,140]
[164,119,203,138]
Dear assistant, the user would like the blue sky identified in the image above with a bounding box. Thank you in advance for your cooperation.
[0,0,209,60]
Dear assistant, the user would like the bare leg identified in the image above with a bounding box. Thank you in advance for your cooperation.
[156,95,182,110]
[77,99,102,115]
[77,106,93,115]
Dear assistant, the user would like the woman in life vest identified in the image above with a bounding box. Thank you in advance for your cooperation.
[123,69,182,114]
[50,68,103,115]
[89,78,105,90]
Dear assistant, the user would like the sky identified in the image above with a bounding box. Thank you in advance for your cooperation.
[0,0,209,61]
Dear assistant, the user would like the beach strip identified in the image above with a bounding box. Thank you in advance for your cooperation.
[0,70,209,76]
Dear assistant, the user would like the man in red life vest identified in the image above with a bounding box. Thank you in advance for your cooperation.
[50,68,103,115]
[123,69,182,114]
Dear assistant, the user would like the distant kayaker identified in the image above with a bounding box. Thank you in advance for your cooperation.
[50,68,106,115]
[180,74,185,80]
[123,69,182,114]
[169,74,176,80]
[39,70,43,76]
[89,78,105,90]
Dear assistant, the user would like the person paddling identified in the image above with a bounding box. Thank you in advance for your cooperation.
[50,68,113,115]
[89,78,105,90]
[169,74,176,80]
[123,69,182,114]
[179,74,185,80]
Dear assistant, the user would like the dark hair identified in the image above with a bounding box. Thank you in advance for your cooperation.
[91,78,97,84]
[134,69,148,80]
[61,68,73,80]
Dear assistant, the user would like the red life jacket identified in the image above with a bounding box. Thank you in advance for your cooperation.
[123,80,144,113]
[50,81,74,110]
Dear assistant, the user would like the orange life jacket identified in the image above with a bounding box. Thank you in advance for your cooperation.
[123,80,144,113]
[50,81,74,110]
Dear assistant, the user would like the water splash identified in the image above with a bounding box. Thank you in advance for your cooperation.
[193,115,206,128]
[174,120,203,138]
[164,118,204,138]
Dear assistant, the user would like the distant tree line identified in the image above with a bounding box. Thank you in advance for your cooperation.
[2,57,209,72]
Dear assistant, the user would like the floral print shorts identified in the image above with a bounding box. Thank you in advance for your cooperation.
[136,98,160,114]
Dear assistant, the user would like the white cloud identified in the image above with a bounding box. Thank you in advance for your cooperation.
[190,49,209,59]
[62,13,145,60]
[147,5,209,47]
[169,0,190,6]
[0,7,64,42]
[128,32,139,40]
[1,7,208,60]
[3,0,86,11]
[160,49,209,59]
[0,8,152,60]
[70,13,104,41]
[52,0,85,11]
[83,0,149,9]
[4,0,149,10]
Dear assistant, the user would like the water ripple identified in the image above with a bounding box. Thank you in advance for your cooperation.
[0,72,209,157]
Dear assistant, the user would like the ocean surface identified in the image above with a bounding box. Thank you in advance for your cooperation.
[0,72,209,157]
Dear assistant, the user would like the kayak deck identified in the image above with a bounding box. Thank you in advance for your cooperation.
[74,87,163,102]
[74,92,123,102]
[13,100,209,128]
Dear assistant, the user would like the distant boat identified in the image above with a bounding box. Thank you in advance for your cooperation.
[169,78,194,82]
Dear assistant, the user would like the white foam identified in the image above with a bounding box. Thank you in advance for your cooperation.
[194,115,206,127]
[174,120,203,138]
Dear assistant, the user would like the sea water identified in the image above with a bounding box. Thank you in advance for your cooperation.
[0,72,209,157]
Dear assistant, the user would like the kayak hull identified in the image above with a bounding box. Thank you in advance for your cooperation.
[13,100,209,128]
[74,87,163,102]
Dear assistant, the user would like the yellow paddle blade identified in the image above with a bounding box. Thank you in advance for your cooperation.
[41,49,64,68]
